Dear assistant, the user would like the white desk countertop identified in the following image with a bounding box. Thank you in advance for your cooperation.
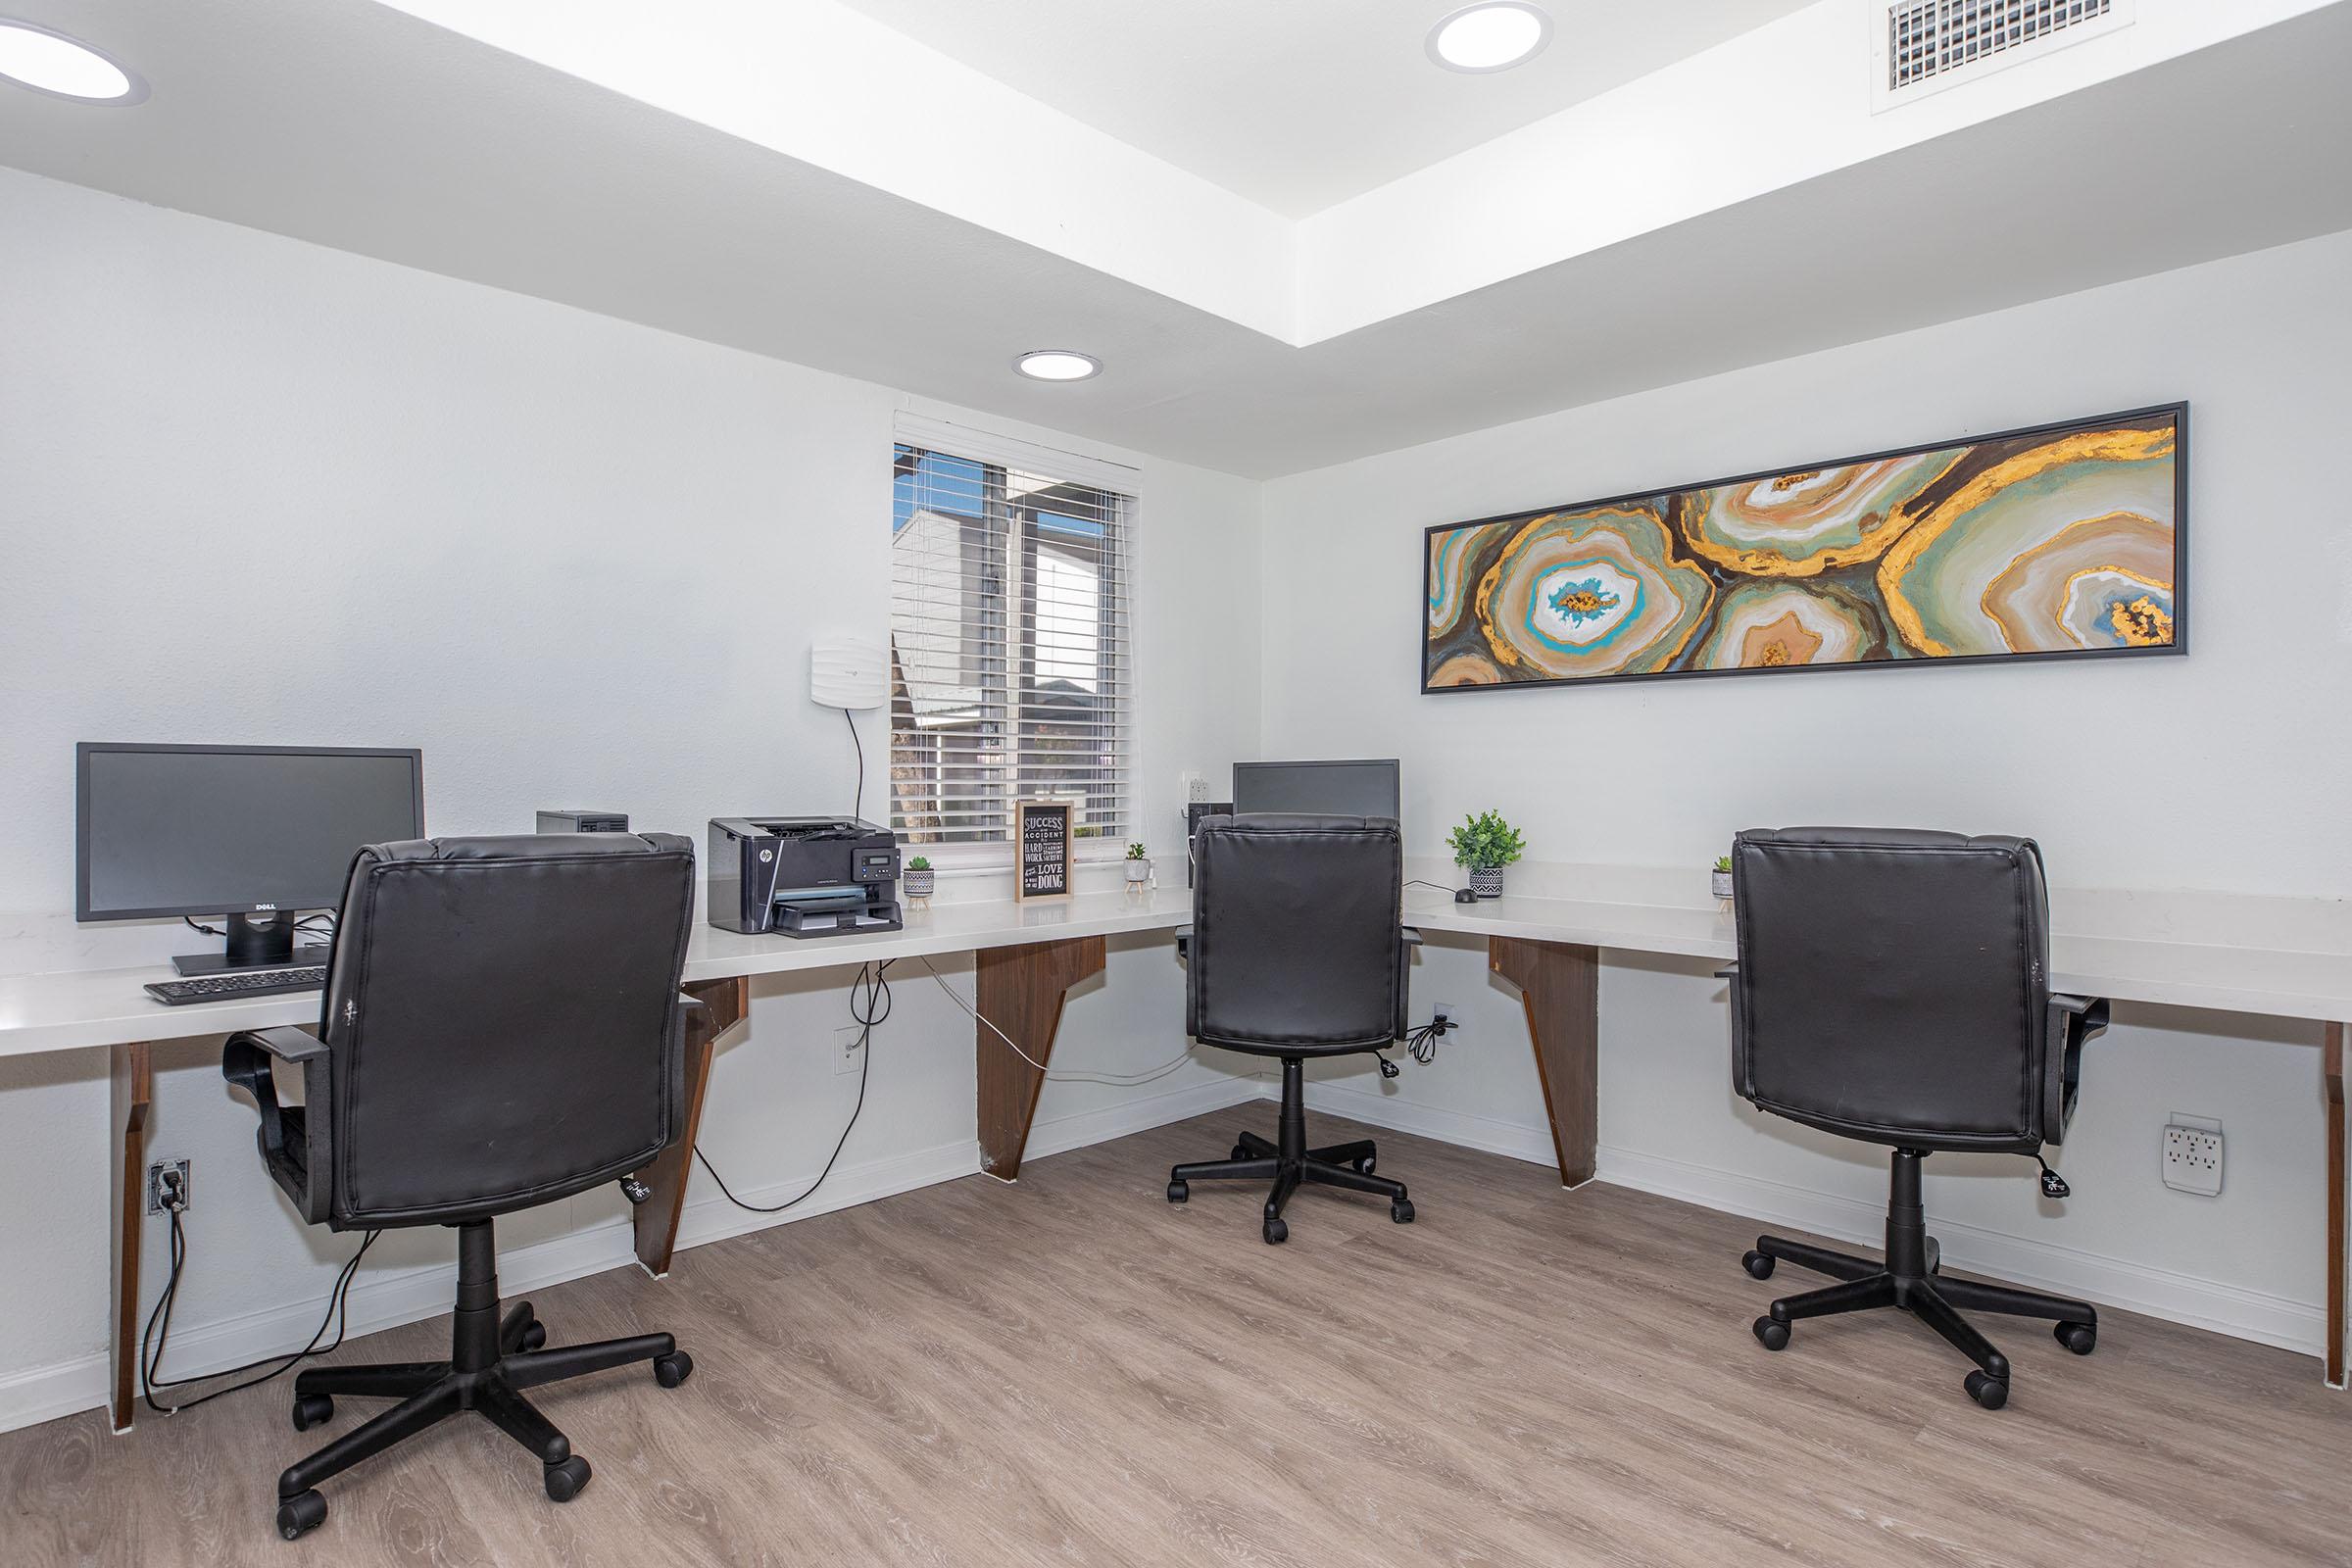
[4,872,2347,1060]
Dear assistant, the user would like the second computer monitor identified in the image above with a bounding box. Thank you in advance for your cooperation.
[1231,759,1399,820]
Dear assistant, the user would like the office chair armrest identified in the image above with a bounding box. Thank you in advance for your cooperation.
[229,1023,329,1063]
[2043,993,2110,1142]
[220,1026,334,1225]
[1400,926,1423,947]
[678,991,710,1022]
[1174,925,1193,961]
[1714,961,1740,980]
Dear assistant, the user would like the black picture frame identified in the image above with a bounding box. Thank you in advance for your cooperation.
[1421,402,2187,695]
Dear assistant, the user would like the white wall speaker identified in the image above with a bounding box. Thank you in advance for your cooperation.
[810,635,888,710]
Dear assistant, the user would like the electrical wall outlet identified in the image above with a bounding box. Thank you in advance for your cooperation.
[1433,1003,1464,1036]
[834,1023,866,1076]
[1180,770,1209,805]
[146,1158,191,1214]
[2162,1115,2224,1196]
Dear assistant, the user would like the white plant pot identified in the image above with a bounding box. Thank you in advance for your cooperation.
[1711,869,1735,900]
[1124,859,1152,888]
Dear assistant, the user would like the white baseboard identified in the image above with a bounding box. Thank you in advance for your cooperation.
[1302,1085,2327,1358]
[0,1070,1271,1438]
[1301,1079,1562,1170]
[1594,1145,2327,1358]
[1020,1071,1265,1165]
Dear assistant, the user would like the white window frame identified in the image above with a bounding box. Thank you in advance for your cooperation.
[887,416,1139,870]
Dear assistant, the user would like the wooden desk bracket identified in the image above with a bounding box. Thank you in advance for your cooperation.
[1488,938,1601,1189]
[975,936,1106,1183]
[632,976,752,1280]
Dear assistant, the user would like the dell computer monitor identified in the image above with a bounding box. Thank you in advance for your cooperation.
[76,743,424,974]
[1231,759,1400,820]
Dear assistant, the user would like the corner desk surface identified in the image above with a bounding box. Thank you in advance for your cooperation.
[1,875,2344,1434]
[7,882,2348,1057]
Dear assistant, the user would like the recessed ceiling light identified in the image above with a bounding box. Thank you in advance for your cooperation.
[1014,350,1102,383]
[1427,2,1551,74]
[0,19,147,104]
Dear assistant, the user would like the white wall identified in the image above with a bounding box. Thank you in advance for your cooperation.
[1260,229,2352,1353]
[0,166,1263,1431]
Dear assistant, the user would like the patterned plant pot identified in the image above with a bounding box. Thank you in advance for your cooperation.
[1711,869,1735,900]
[903,868,936,900]
[1469,866,1505,900]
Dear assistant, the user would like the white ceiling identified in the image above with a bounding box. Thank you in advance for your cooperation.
[0,0,2347,478]
[827,0,1814,217]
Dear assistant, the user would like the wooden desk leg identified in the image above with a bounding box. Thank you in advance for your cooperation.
[975,936,1106,1182]
[109,1041,154,1435]
[1489,938,1601,1189]
[632,977,750,1279]
[2327,1023,2346,1390]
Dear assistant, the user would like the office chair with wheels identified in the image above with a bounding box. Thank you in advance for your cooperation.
[220,834,701,1539]
[1723,827,2110,1410]
[1164,814,1420,1243]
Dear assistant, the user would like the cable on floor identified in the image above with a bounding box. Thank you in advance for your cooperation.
[140,1207,379,1416]
[697,961,893,1215]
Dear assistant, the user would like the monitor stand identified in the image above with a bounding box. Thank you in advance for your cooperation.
[172,910,331,977]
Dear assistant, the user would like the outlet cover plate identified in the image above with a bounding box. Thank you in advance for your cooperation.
[146,1158,191,1214]
[834,1023,866,1076]
[2162,1117,2224,1196]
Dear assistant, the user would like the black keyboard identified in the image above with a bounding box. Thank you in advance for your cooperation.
[145,966,327,1005]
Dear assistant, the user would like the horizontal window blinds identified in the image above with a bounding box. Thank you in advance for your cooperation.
[890,424,1136,856]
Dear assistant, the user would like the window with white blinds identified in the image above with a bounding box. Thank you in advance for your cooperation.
[888,419,1136,858]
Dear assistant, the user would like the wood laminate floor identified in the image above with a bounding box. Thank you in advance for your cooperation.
[5,1110,2346,1566]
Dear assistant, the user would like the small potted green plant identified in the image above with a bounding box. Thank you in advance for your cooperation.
[1123,841,1152,889]
[1448,810,1524,900]
[903,855,935,901]
[1712,855,1734,901]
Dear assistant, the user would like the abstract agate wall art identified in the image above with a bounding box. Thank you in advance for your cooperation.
[1422,405,2185,693]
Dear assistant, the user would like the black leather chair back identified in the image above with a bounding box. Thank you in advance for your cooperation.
[318,834,698,1227]
[1189,814,1404,1053]
[1730,827,2058,1153]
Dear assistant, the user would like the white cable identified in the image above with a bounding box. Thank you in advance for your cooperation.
[917,955,1199,1086]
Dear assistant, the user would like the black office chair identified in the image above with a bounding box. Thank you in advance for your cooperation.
[1164,814,1419,1243]
[220,834,702,1539]
[1723,827,2111,1409]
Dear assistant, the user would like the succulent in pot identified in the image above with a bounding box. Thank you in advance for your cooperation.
[1123,841,1152,888]
[1711,855,1734,901]
[1448,810,1524,900]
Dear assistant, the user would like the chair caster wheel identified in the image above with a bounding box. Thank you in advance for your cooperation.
[1354,1155,1377,1176]
[1390,1198,1414,1223]
[517,1319,547,1352]
[1166,1180,1189,1204]
[1262,1216,1288,1245]
[544,1454,593,1501]
[654,1350,693,1388]
[1753,1316,1789,1351]
[276,1490,327,1541]
[2054,1320,2097,1355]
[1964,1370,2009,1410]
[290,1393,334,1432]
[1742,1250,1776,1280]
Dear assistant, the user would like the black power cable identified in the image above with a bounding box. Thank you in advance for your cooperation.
[844,708,865,820]
[140,1201,380,1416]
[697,961,893,1215]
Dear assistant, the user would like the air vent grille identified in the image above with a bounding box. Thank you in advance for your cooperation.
[1888,0,2111,91]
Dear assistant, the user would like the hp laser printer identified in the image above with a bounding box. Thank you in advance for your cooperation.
[707,817,903,937]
